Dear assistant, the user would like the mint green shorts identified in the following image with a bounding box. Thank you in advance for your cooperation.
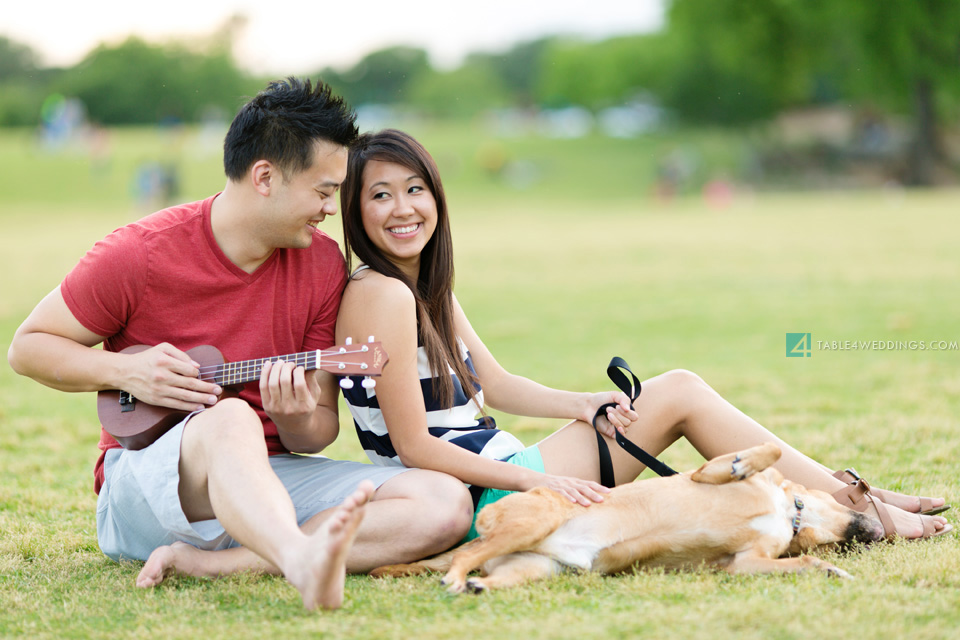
[465,445,545,541]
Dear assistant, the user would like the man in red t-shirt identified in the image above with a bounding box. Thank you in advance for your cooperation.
[8,78,472,611]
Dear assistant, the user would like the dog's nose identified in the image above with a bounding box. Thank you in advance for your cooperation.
[845,512,885,544]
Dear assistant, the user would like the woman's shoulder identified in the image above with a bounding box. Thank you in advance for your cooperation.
[339,268,418,346]
[347,268,412,298]
[342,268,416,319]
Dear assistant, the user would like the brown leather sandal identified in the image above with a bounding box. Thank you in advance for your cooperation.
[832,475,953,540]
[834,468,951,516]
[832,477,896,538]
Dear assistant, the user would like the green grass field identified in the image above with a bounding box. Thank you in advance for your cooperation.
[1,126,959,639]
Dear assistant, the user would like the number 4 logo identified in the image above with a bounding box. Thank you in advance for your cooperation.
[786,333,812,358]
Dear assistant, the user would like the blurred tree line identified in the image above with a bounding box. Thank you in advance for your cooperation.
[1,0,957,183]
[0,35,257,127]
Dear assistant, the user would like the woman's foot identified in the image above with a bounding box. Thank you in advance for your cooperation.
[833,469,949,515]
[864,487,948,515]
[833,478,952,540]
[883,503,952,539]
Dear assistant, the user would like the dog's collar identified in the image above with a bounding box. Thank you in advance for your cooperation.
[792,496,804,536]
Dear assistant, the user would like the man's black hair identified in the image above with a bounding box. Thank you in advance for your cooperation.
[223,77,358,180]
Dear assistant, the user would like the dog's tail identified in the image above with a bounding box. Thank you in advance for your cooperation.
[369,540,483,578]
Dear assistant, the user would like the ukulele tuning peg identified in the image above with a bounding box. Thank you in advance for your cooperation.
[339,378,355,390]
[368,336,375,343]
[361,377,376,389]
[345,337,353,345]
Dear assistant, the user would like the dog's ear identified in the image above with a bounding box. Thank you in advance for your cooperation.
[787,528,819,554]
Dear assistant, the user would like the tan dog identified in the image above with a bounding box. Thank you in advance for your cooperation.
[372,443,884,592]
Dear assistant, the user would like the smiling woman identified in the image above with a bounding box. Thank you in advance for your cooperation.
[359,160,438,279]
[340,130,468,411]
[330,129,954,545]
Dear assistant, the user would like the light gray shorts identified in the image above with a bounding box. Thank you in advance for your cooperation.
[96,417,409,562]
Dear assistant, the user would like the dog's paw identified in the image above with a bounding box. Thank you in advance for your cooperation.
[730,443,782,480]
[369,564,409,578]
[730,455,754,480]
[465,578,488,594]
[441,574,467,594]
[824,565,854,580]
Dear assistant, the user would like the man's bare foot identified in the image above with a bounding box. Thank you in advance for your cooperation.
[137,541,199,588]
[283,481,375,610]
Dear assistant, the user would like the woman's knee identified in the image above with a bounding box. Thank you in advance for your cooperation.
[658,368,709,393]
[431,474,474,538]
[645,369,713,414]
[378,470,472,551]
[415,471,473,542]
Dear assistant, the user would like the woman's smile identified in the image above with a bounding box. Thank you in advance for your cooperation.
[388,223,422,236]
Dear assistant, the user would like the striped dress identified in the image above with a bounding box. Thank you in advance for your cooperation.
[342,335,525,468]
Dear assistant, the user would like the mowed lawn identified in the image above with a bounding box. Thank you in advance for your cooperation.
[1,126,959,639]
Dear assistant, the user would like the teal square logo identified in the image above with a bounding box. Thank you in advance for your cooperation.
[786,333,812,357]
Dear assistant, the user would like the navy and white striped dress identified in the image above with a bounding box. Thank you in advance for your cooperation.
[342,336,525,467]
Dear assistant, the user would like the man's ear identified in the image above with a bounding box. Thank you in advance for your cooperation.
[250,160,276,196]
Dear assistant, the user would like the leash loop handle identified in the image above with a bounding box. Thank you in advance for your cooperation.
[592,357,677,488]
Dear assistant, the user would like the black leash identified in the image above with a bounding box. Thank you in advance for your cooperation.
[592,357,677,487]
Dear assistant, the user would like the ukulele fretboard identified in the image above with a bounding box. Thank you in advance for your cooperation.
[201,351,321,386]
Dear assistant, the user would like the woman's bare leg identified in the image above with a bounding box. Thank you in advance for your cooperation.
[537,369,948,538]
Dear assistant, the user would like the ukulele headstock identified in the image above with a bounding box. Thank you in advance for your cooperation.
[324,336,386,389]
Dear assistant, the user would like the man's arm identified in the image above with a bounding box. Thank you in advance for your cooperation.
[8,286,221,411]
[264,246,347,454]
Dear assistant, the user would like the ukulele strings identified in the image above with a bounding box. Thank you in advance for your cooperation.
[195,347,374,381]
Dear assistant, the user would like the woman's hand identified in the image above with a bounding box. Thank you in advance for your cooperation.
[580,391,639,439]
[526,473,610,506]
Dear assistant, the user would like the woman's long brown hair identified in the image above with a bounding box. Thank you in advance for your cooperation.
[340,129,480,408]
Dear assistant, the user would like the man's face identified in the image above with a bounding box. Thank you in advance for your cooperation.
[267,140,348,249]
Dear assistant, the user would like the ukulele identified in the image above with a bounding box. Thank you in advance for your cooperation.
[97,338,387,450]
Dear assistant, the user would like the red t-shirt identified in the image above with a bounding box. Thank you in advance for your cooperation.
[61,195,347,493]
